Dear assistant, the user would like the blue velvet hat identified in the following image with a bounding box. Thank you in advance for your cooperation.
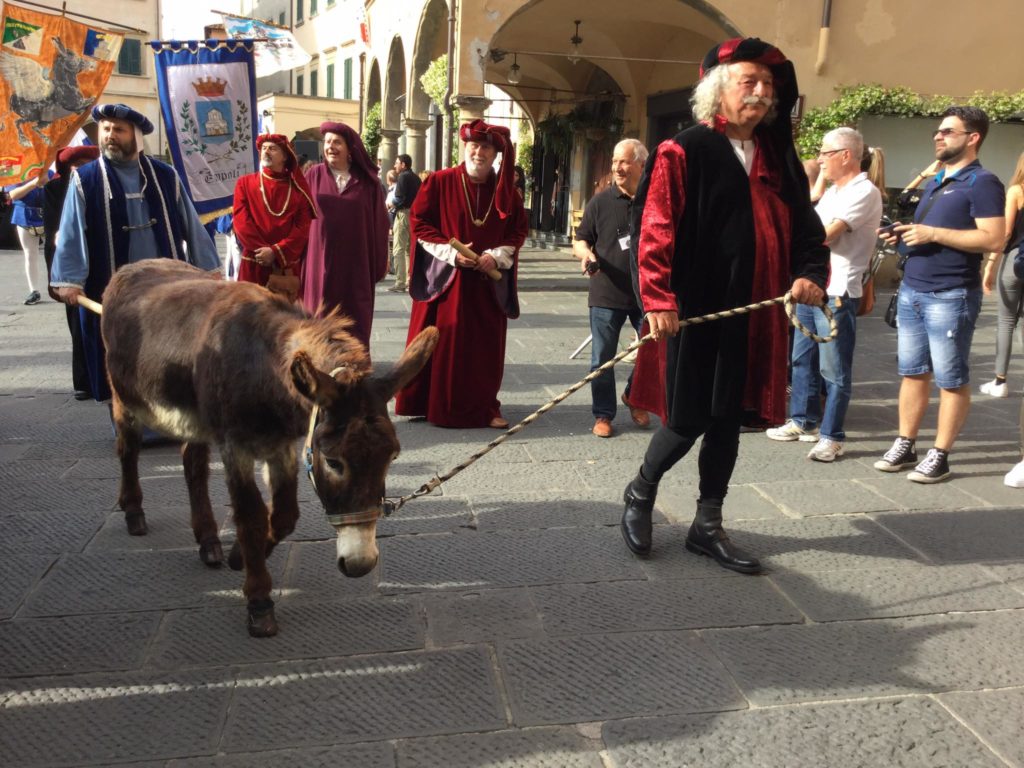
[91,103,155,135]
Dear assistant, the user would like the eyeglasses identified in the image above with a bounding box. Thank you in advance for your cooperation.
[818,149,844,157]
[934,128,971,137]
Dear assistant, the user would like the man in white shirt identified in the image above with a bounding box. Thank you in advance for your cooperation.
[767,127,883,461]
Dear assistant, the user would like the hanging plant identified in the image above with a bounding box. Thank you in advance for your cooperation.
[536,113,574,157]
[796,84,1024,158]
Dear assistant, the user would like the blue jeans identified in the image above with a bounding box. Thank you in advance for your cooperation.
[897,284,982,389]
[590,306,643,419]
[789,296,858,441]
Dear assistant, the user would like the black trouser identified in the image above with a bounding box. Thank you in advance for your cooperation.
[66,303,90,394]
[641,417,742,501]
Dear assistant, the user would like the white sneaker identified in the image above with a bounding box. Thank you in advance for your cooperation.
[979,379,1009,398]
[1004,460,1024,488]
[766,419,820,442]
[807,437,844,462]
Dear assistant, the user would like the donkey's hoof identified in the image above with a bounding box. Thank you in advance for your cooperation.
[227,541,244,571]
[246,599,278,638]
[125,512,148,536]
[198,537,224,568]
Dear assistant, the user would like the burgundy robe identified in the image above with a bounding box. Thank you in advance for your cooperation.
[233,170,314,286]
[395,165,528,427]
[301,163,389,348]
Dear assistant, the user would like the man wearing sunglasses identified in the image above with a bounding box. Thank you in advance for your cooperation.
[876,106,1005,482]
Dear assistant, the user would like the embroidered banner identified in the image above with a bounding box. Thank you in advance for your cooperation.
[152,39,258,223]
[0,5,122,183]
[219,13,311,79]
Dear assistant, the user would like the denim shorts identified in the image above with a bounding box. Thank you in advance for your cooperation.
[896,284,982,389]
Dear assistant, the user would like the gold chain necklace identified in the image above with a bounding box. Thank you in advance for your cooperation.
[460,172,495,227]
[259,170,292,217]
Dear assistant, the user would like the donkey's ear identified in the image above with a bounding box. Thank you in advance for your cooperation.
[373,326,439,399]
[290,351,339,407]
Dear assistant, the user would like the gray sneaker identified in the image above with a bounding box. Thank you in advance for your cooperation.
[807,437,844,462]
[766,419,819,442]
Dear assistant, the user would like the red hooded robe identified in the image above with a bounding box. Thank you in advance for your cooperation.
[395,121,528,427]
[233,134,316,286]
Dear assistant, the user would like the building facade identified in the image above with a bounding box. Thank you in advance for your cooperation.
[362,0,1024,232]
[94,0,162,154]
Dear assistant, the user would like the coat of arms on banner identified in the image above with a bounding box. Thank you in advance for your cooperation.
[174,71,249,162]
[178,75,250,160]
[153,39,258,222]
[0,7,122,183]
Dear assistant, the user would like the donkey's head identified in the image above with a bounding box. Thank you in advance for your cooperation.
[290,326,438,577]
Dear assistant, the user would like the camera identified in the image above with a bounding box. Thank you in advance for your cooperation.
[585,259,599,275]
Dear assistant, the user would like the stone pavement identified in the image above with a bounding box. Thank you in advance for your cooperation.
[1,244,1023,767]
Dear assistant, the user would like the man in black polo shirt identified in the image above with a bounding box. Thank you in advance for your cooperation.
[388,153,422,292]
[574,138,652,437]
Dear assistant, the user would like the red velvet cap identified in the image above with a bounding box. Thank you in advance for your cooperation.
[55,145,100,178]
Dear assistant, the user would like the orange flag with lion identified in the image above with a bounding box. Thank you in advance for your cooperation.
[0,4,123,183]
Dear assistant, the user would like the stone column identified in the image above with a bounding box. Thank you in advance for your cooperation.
[452,94,492,122]
[378,129,402,169]
[402,118,433,172]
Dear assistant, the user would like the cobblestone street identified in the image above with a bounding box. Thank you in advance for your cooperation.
[1,245,1023,767]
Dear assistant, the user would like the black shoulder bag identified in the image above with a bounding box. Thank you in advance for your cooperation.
[886,180,946,328]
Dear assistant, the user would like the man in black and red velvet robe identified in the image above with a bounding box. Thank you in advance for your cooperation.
[395,120,528,428]
[621,38,829,573]
[233,134,316,288]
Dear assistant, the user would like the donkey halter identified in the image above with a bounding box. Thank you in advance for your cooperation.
[303,365,382,526]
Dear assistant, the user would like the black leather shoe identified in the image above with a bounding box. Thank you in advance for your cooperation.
[685,499,761,574]
[621,472,657,557]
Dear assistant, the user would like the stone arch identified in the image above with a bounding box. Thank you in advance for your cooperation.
[366,57,382,109]
[409,0,449,121]
[493,0,740,40]
[382,35,407,130]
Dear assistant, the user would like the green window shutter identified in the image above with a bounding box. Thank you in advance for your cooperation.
[343,58,352,100]
[117,39,142,76]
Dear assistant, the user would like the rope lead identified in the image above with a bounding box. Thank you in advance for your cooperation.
[382,291,836,515]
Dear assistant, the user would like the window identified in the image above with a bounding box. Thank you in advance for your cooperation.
[278,11,285,25]
[310,0,317,16]
[296,0,304,23]
[342,58,352,100]
[296,74,304,95]
[310,69,318,97]
[117,38,142,76]
[326,63,334,98]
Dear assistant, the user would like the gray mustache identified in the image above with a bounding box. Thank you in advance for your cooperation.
[741,96,773,108]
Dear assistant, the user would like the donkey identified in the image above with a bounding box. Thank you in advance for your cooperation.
[101,260,437,636]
